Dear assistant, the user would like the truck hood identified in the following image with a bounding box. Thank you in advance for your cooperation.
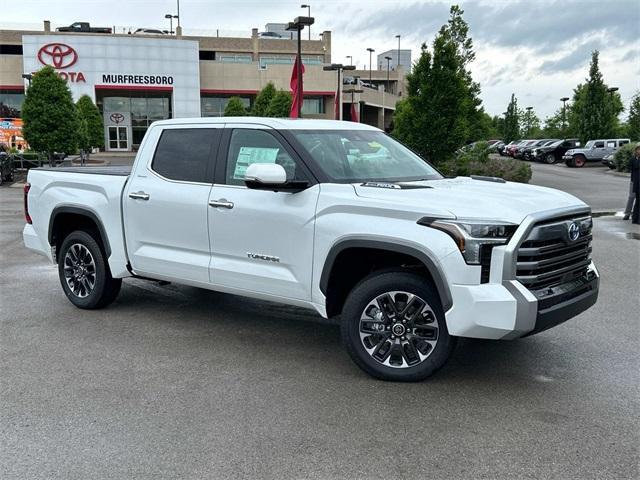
[353,177,586,224]
[565,148,588,155]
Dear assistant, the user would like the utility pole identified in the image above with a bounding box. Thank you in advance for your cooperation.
[384,56,392,92]
[301,5,311,40]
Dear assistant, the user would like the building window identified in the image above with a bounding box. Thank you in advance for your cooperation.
[0,90,25,117]
[218,54,252,63]
[302,97,324,115]
[259,55,323,68]
[199,50,216,61]
[0,44,23,55]
[201,96,252,117]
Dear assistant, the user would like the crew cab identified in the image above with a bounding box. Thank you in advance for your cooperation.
[23,118,599,381]
[563,138,630,167]
[56,22,112,33]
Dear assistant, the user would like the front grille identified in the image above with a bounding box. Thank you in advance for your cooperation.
[516,215,593,291]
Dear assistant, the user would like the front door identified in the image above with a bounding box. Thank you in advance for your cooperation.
[107,126,129,151]
[208,127,319,300]
[124,125,222,284]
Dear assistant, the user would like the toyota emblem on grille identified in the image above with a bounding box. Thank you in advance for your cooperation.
[567,222,580,242]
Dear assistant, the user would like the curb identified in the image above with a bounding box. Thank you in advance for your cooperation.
[592,210,622,217]
[603,169,631,178]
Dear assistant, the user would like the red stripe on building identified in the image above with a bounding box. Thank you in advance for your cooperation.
[0,85,25,91]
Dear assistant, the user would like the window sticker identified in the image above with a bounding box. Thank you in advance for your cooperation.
[233,147,279,179]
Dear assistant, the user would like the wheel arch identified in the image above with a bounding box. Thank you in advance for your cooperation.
[320,239,453,318]
[48,206,112,259]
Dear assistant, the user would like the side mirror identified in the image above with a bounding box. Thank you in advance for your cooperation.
[244,163,287,186]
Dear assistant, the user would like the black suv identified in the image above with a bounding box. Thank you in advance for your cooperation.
[522,139,558,161]
[531,138,581,164]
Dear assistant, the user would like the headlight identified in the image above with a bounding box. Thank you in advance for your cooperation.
[418,218,518,264]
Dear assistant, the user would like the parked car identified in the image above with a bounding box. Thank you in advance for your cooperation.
[563,138,630,167]
[23,118,599,382]
[532,138,581,164]
[258,31,283,39]
[500,140,517,156]
[513,140,537,159]
[133,28,167,35]
[505,140,524,157]
[490,141,505,153]
[522,139,559,161]
[0,144,14,186]
[601,153,616,169]
[56,22,112,33]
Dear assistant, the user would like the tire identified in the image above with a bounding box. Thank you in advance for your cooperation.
[58,230,122,309]
[544,153,556,164]
[566,157,576,167]
[573,155,586,168]
[341,271,456,382]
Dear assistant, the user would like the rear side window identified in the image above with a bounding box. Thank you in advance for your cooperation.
[594,141,605,148]
[620,140,629,146]
[152,128,219,183]
[606,141,616,148]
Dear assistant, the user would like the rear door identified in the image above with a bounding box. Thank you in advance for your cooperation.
[124,125,222,284]
[207,126,319,300]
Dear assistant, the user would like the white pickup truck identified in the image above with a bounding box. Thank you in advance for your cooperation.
[23,118,599,381]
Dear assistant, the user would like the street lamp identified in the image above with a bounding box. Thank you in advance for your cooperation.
[346,55,352,66]
[526,106,533,135]
[343,85,363,122]
[560,97,569,135]
[607,87,619,94]
[286,16,315,118]
[164,14,178,35]
[21,73,32,87]
[323,63,356,120]
[366,47,375,85]
[301,4,311,40]
[176,0,181,27]
[395,34,401,69]
[384,55,392,92]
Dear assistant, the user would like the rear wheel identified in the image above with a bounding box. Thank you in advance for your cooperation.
[341,271,456,382]
[58,230,121,309]
[544,153,556,164]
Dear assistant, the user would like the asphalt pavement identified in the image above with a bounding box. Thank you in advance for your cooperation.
[1,169,639,479]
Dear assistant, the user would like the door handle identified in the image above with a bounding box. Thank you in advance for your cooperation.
[129,191,150,200]
[209,199,234,209]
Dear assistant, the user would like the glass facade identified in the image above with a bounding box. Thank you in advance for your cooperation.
[0,90,25,118]
[201,96,251,117]
[259,55,323,68]
[302,97,325,115]
[96,90,172,148]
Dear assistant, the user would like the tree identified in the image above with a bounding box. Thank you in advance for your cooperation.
[223,96,247,116]
[571,51,623,143]
[252,82,277,117]
[626,91,640,140]
[503,94,520,142]
[266,91,292,117]
[520,107,541,137]
[75,95,104,153]
[21,66,78,158]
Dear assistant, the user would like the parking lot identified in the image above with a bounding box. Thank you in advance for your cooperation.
[1,165,639,479]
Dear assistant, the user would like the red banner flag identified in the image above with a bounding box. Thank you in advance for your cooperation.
[289,55,305,118]
[350,102,359,123]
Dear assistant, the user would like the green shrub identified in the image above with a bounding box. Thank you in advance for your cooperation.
[613,143,638,172]
[438,141,532,183]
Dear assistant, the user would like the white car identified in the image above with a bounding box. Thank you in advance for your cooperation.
[22,118,599,381]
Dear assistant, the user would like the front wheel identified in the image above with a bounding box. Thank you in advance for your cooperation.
[544,153,556,164]
[341,271,456,382]
[58,230,122,309]
[573,155,586,167]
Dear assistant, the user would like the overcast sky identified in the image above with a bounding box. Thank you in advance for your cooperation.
[4,0,639,119]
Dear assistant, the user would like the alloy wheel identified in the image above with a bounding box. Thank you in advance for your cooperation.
[359,291,439,368]
[63,243,96,298]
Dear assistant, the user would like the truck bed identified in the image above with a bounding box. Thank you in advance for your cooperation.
[37,166,132,176]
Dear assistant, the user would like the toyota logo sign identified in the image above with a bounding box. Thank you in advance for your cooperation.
[110,113,125,124]
[37,43,78,69]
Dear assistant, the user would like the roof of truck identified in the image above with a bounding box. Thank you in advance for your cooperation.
[151,117,381,131]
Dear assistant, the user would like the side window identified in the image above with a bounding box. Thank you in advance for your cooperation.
[606,141,616,148]
[151,128,219,183]
[620,140,629,146]
[225,129,304,186]
[594,141,605,148]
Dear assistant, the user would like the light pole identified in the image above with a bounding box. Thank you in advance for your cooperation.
[164,14,177,34]
[395,34,401,69]
[526,106,533,136]
[560,96,569,136]
[301,4,311,40]
[343,85,363,122]
[21,73,32,87]
[176,0,181,27]
[366,47,375,86]
[384,55,392,92]
[324,63,356,120]
[286,16,315,118]
[346,55,352,66]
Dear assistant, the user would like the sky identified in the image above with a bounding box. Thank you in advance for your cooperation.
[3,0,639,120]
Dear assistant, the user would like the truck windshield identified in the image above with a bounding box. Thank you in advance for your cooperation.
[290,130,443,182]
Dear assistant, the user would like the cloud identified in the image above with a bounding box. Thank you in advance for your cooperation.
[538,39,604,73]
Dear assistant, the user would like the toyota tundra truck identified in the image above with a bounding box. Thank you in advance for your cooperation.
[23,118,599,381]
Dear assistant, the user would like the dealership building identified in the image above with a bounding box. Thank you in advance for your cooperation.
[0,22,405,151]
